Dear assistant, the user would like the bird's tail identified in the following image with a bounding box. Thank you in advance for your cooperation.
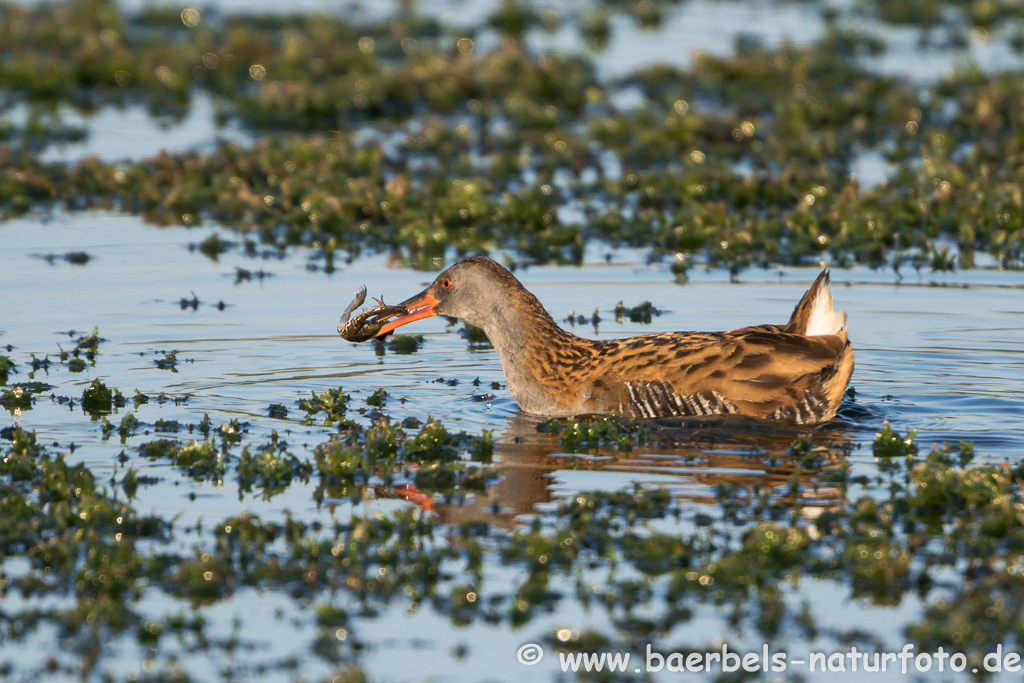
[785,270,848,338]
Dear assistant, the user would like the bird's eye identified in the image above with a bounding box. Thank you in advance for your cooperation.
[442,277,452,290]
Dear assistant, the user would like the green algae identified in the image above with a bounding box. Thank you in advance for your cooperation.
[299,387,350,425]
[237,431,313,497]
[458,323,491,349]
[384,333,425,354]
[313,418,497,501]
[138,438,224,481]
[614,299,663,324]
[872,0,1024,28]
[0,385,34,412]
[80,378,124,417]
[539,415,648,454]
[2,1,1024,678]
[4,413,1024,680]
[0,355,16,384]
[3,1,1024,272]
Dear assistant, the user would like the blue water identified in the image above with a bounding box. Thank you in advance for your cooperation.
[3,0,1024,679]
[2,211,1023,680]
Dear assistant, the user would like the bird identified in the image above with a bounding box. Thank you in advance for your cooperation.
[373,257,853,424]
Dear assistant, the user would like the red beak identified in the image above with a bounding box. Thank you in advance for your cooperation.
[373,289,439,337]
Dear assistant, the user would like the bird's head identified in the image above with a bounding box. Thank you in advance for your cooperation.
[374,256,517,337]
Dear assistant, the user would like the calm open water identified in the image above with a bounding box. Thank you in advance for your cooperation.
[3,0,1024,679]
[2,212,1023,681]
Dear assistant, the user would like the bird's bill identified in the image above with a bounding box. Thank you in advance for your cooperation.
[373,290,439,337]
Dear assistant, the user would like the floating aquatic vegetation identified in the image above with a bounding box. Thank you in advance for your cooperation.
[538,415,647,453]
[386,334,425,354]
[872,420,918,459]
[237,431,313,497]
[614,299,663,324]
[71,327,103,362]
[0,355,15,384]
[234,266,272,283]
[37,250,93,265]
[364,388,388,408]
[487,0,542,41]
[153,418,182,432]
[0,385,32,412]
[195,232,230,261]
[138,438,225,481]
[3,412,1024,679]
[3,2,1024,678]
[153,350,181,371]
[80,378,125,417]
[178,292,200,310]
[313,418,497,501]
[0,109,88,155]
[459,323,491,348]
[64,250,91,264]
[101,412,139,443]
[1,1,1022,271]
[298,387,350,425]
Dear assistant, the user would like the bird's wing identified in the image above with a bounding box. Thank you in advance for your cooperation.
[587,330,850,422]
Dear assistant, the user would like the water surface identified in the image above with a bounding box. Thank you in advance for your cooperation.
[3,213,1023,680]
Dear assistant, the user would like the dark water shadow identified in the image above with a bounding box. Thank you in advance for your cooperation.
[433,411,855,529]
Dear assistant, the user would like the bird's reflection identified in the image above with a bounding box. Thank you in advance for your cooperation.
[430,413,854,529]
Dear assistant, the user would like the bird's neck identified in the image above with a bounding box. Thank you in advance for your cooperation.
[475,291,595,416]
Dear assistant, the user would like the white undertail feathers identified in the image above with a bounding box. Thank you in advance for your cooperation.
[803,276,847,337]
